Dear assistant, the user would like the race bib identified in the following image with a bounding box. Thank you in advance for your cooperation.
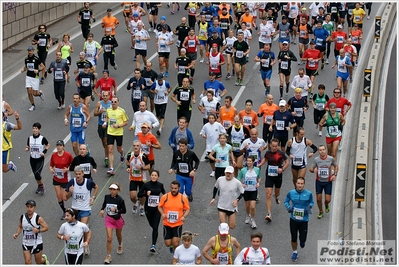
[316,38,323,46]
[148,195,160,207]
[261,58,270,68]
[80,163,91,175]
[167,211,179,223]
[318,167,329,179]
[315,103,325,110]
[106,203,118,216]
[328,126,339,134]
[281,61,288,70]
[236,51,243,58]
[54,167,64,179]
[178,66,186,74]
[217,252,229,265]
[81,77,91,87]
[54,70,63,80]
[72,118,82,127]
[308,60,316,68]
[294,108,303,117]
[83,12,90,20]
[293,156,303,166]
[39,38,46,46]
[178,163,189,173]
[104,44,112,52]
[293,207,304,220]
[180,91,189,101]
[268,165,278,176]
[243,116,252,126]
[276,120,285,130]
[133,89,142,99]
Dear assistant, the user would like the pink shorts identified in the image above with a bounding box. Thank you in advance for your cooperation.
[105,214,125,229]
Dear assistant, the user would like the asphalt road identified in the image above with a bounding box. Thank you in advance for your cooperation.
[2,3,383,265]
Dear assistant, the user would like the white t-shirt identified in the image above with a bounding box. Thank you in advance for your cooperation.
[173,244,201,265]
[134,29,150,50]
[156,31,174,53]
[132,110,160,136]
[199,122,226,152]
[214,176,245,211]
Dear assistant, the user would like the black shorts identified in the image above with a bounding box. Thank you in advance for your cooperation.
[234,57,247,65]
[315,46,326,53]
[107,134,123,146]
[150,8,159,16]
[97,124,107,139]
[158,52,170,59]
[265,174,283,188]
[206,152,215,163]
[278,69,291,76]
[130,180,145,191]
[233,150,244,158]
[218,208,236,216]
[274,135,288,148]
[354,23,363,29]
[291,164,306,170]
[339,11,347,19]
[65,253,83,265]
[149,160,155,169]
[298,38,309,45]
[135,49,147,57]
[163,225,182,240]
[315,180,332,195]
[155,103,167,118]
[177,109,191,123]
[22,243,43,254]
[290,218,308,243]
[123,12,131,18]
[331,13,339,22]
[79,90,91,99]
[215,167,226,180]
[288,17,298,30]
[187,52,198,61]
[53,179,67,188]
[262,123,273,143]
[306,68,318,77]
[243,190,257,201]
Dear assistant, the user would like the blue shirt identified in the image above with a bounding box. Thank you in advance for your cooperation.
[208,26,223,38]
[284,188,314,222]
[313,27,330,47]
[203,79,225,98]
[272,110,296,137]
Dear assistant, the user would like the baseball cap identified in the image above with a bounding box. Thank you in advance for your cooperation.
[107,8,112,12]
[337,24,343,29]
[141,122,150,128]
[180,48,186,53]
[279,99,287,106]
[309,40,315,45]
[79,51,85,56]
[109,183,118,189]
[84,63,91,68]
[225,166,234,173]
[27,46,35,51]
[56,140,65,146]
[133,13,139,17]
[218,223,229,235]
[162,24,168,29]
[157,73,164,80]
[209,71,216,76]
[161,16,167,20]
[26,200,36,206]
[302,7,307,11]
[103,69,109,74]
[282,41,289,45]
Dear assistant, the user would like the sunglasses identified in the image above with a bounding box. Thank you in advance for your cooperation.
[39,27,45,29]
[112,101,118,103]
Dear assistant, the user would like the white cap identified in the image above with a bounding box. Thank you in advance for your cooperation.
[109,184,118,189]
[279,100,287,106]
[337,24,343,29]
[225,166,234,173]
[218,223,229,234]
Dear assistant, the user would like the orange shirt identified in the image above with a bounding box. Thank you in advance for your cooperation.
[159,192,190,227]
[331,31,347,50]
[102,15,119,35]
[218,4,231,16]
[240,14,253,29]
[137,132,158,161]
[298,23,310,39]
[257,103,279,125]
[122,2,133,14]
[239,110,258,129]
[350,29,362,45]
[219,105,237,129]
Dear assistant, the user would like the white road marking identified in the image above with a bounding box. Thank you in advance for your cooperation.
[2,183,29,210]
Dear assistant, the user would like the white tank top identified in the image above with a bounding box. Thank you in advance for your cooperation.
[22,212,43,246]
[71,178,91,211]
[291,137,307,167]
[29,135,44,159]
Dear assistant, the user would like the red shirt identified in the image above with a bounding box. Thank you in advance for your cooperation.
[95,77,117,100]
[303,48,321,70]
[350,29,362,44]
[185,35,199,53]
[331,31,347,50]
[326,97,352,116]
[208,52,225,74]
[50,151,74,183]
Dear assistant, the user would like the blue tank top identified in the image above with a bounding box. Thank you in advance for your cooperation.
[70,103,86,132]
[97,100,112,125]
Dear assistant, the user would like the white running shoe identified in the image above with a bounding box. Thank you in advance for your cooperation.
[28,105,35,111]
[210,171,215,177]
[245,216,251,224]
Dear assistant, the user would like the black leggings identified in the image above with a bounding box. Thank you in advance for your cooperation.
[188,15,196,29]
[30,157,44,181]
[290,218,308,243]
[365,3,372,16]
[54,81,66,105]
[313,109,326,125]
[103,53,116,70]
[145,207,161,245]
[326,40,332,59]
[81,25,91,40]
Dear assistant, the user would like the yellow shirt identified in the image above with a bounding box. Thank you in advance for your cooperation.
[106,107,128,136]
[352,8,366,24]
[2,121,13,151]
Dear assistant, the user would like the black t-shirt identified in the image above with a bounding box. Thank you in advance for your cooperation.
[100,35,118,54]
[206,37,224,51]
[101,194,126,220]
[69,155,98,179]
[175,24,191,44]
[138,181,166,209]
[76,60,92,74]
[173,86,195,111]
[33,32,51,52]
[155,23,172,33]
[175,56,192,76]
[233,40,249,58]
[77,72,95,92]
[79,8,93,25]
[141,69,158,89]
[24,55,42,78]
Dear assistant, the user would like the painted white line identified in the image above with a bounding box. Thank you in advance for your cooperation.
[3,8,123,85]
[200,85,246,162]
[252,62,260,70]
[2,183,29,211]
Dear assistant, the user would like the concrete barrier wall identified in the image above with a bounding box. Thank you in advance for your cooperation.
[2,2,85,50]
[346,2,396,246]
